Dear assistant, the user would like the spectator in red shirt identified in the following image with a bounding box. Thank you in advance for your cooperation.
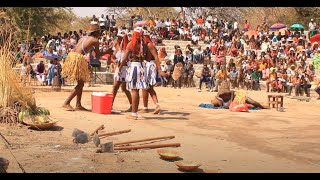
[243,20,250,32]
[196,16,204,25]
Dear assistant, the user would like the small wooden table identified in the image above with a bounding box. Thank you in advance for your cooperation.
[268,95,284,109]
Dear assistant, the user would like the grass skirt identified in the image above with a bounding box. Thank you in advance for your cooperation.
[61,52,91,82]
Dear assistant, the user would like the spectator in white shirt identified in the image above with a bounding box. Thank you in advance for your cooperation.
[309,19,317,39]
[234,21,238,30]
[99,14,106,31]
[191,33,199,45]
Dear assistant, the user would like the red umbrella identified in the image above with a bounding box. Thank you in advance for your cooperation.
[134,20,148,27]
[244,30,258,37]
[310,34,320,43]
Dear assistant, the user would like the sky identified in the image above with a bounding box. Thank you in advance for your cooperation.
[72,7,106,18]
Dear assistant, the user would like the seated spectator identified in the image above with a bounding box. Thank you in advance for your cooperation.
[295,74,311,97]
[191,33,199,45]
[158,47,167,61]
[306,64,317,83]
[35,60,47,85]
[168,28,177,40]
[203,46,212,62]
[287,47,297,65]
[287,72,297,96]
[297,49,307,62]
[276,68,288,92]
[193,46,203,64]
[213,66,228,92]
[185,49,193,62]
[198,64,211,92]
[266,67,277,92]
[160,60,169,87]
[47,58,62,86]
[229,66,238,89]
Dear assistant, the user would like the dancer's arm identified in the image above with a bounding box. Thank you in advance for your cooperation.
[119,44,130,72]
[148,43,166,77]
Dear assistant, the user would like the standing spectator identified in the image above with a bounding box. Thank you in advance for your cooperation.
[196,16,204,26]
[165,18,171,31]
[128,16,134,31]
[243,19,250,32]
[91,15,98,24]
[189,19,194,29]
[173,49,184,88]
[99,14,106,32]
[173,48,184,66]
[234,20,238,31]
[105,15,111,32]
[308,19,317,39]
[110,15,116,27]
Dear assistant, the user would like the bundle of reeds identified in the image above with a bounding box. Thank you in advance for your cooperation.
[0,13,36,124]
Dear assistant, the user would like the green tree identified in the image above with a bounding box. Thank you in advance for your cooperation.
[293,7,320,28]
[3,7,75,40]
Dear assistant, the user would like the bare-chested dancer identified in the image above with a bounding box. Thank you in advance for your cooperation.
[62,24,105,111]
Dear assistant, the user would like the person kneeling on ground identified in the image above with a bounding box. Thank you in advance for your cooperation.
[210,90,268,109]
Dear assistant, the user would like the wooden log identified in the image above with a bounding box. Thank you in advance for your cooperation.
[114,136,175,146]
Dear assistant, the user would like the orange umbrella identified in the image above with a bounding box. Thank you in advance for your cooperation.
[244,30,258,37]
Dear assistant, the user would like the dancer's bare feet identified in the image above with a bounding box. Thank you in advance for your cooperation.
[139,109,149,113]
[126,115,137,120]
[62,104,75,111]
[153,106,161,114]
[75,106,89,111]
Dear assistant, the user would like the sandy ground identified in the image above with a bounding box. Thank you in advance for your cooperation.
[1,84,320,173]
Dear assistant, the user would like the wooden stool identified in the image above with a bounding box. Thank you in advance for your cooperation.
[268,95,284,109]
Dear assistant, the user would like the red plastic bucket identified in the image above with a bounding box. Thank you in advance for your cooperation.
[91,92,113,114]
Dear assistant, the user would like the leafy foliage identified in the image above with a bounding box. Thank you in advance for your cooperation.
[3,7,75,40]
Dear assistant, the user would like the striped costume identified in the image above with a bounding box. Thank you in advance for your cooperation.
[126,62,147,90]
[144,60,157,87]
